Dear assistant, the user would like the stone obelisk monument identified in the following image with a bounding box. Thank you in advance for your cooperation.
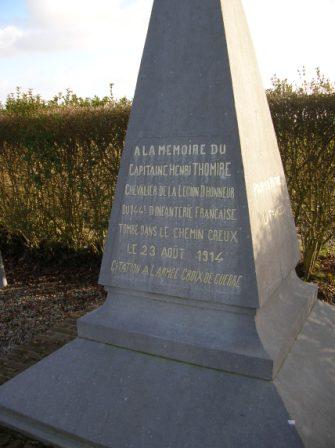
[79,0,316,380]
[0,1,334,447]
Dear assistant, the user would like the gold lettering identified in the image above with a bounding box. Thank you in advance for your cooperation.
[194,207,237,221]
[207,229,238,243]
[192,162,231,177]
[119,223,139,235]
[161,246,185,260]
[173,227,204,240]
[149,206,193,219]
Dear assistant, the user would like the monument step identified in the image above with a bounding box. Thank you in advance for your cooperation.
[0,302,334,448]
[78,271,317,380]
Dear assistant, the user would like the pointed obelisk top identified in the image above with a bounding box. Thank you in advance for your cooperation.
[99,0,299,309]
[81,0,317,380]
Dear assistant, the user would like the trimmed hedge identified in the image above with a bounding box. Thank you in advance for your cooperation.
[0,86,334,277]
[0,102,130,252]
[269,92,335,277]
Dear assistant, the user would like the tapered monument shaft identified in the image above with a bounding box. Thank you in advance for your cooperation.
[78,0,317,380]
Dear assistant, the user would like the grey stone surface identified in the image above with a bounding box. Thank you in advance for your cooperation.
[275,301,335,448]
[99,0,299,310]
[0,302,334,448]
[78,271,316,380]
[90,0,317,380]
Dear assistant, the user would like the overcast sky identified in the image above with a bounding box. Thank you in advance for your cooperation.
[0,0,334,102]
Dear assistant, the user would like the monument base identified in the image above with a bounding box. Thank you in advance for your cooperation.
[0,301,334,448]
[78,271,317,380]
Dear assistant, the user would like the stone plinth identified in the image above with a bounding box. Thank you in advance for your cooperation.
[0,302,334,448]
[0,1,330,447]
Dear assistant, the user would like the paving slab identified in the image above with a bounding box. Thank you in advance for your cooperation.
[0,302,334,448]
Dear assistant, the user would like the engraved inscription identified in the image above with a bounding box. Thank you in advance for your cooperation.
[110,140,248,302]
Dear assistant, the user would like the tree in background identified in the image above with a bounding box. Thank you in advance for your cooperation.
[268,69,335,279]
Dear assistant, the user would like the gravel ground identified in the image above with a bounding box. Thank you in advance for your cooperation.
[0,252,106,356]
[0,251,106,446]
[0,283,105,355]
[313,254,335,305]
